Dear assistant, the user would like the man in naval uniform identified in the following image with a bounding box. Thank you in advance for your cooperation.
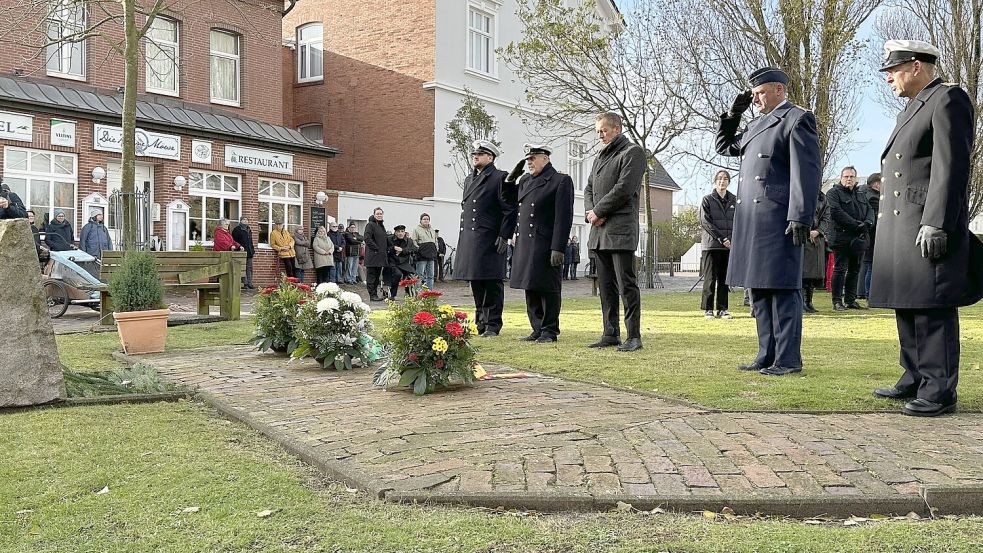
[454,140,518,337]
[871,40,983,417]
[715,67,821,376]
[508,144,574,343]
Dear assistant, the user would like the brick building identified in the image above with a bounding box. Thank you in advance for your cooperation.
[281,0,676,271]
[0,0,337,286]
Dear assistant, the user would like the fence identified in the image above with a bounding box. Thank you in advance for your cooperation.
[108,189,153,251]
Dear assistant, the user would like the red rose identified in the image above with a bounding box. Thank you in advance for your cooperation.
[418,290,443,299]
[445,321,464,337]
[286,277,300,283]
[454,311,468,320]
[434,359,444,369]
[408,352,419,362]
[412,311,437,327]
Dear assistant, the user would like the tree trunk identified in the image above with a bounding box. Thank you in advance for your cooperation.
[121,0,139,250]
[643,165,654,288]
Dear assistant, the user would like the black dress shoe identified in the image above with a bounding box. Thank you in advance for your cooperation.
[588,336,621,348]
[833,302,847,311]
[873,386,916,400]
[738,361,766,371]
[535,334,557,343]
[759,365,802,376]
[519,333,541,342]
[480,330,499,337]
[902,398,956,417]
[616,338,642,352]
[803,304,817,314]
[845,302,866,310]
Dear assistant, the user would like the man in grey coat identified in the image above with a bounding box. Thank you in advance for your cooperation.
[870,40,983,416]
[584,112,648,352]
[79,210,112,259]
[716,67,821,376]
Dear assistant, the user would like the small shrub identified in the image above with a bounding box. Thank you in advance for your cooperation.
[108,250,165,312]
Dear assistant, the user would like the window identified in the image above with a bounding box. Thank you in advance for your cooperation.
[46,0,86,79]
[187,170,241,242]
[210,30,240,105]
[467,4,496,76]
[297,23,323,83]
[568,140,586,190]
[3,146,77,232]
[298,123,323,143]
[258,178,303,245]
[146,16,179,96]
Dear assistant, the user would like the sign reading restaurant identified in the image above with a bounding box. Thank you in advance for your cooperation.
[93,124,181,160]
[225,145,294,175]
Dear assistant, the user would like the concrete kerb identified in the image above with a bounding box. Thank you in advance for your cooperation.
[112,351,983,518]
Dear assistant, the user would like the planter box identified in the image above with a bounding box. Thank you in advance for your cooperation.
[113,309,170,354]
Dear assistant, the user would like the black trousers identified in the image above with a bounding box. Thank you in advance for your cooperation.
[388,267,413,299]
[831,247,862,304]
[751,288,803,369]
[470,280,504,333]
[366,266,384,298]
[700,249,730,311]
[525,289,561,337]
[279,256,296,279]
[437,255,445,281]
[895,308,960,404]
[315,266,330,284]
[595,250,641,339]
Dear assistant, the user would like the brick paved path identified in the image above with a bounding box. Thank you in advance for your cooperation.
[139,346,983,516]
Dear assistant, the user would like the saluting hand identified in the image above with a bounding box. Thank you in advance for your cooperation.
[729,90,753,117]
[506,159,525,183]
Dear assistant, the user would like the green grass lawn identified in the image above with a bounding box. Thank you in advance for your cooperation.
[3,400,983,553]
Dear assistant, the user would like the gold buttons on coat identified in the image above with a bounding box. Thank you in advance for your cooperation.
[894,209,900,215]
[894,190,901,197]
[894,171,902,178]
[896,153,902,159]
[736,198,742,204]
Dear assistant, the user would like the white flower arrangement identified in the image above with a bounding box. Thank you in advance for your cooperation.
[293,283,379,370]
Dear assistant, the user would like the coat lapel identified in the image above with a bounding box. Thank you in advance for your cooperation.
[881,78,942,159]
[463,166,492,201]
[740,103,791,151]
[590,135,628,177]
[519,165,555,201]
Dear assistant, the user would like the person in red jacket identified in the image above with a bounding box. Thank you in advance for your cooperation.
[213,218,244,252]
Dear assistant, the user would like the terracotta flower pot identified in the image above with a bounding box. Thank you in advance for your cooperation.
[113,309,170,355]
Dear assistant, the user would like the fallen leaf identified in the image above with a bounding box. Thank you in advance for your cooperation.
[345,487,358,494]
[140,452,153,457]
[182,506,200,513]
[804,520,823,525]
[843,520,859,527]
[95,486,109,495]
[615,501,633,512]
[256,509,275,518]
[702,510,717,519]
[15,510,33,516]
[906,512,921,520]
[649,507,665,515]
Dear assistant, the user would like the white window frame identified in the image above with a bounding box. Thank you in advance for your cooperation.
[466,1,499,80]
[296,23,323,83]
[568,139,587,191]
[257,177,304,247]
[298,123,323,143]
[145,16,180,96]
[46,0,86,81]
[187,169,242,245]
[3,145,79,234]
[209,30,241,107]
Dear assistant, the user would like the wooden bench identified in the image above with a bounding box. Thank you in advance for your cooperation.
[92,251,246,325]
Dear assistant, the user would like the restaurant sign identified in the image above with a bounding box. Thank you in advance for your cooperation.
[225,145,293,175]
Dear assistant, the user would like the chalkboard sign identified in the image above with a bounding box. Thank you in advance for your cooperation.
[310,206,326,232]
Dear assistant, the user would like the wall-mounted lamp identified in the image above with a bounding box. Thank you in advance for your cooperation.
[173,175,187,191]
[315,191,327,205]
[91,166,106,184]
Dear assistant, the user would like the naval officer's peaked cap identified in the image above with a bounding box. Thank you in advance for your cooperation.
[523,143,552,157]
[471,139,501,157]
[879,40,940,71]
[748,67,790,88]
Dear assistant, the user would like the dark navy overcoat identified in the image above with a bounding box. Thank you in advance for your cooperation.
[508,164,574,292]
[454,163,518,281]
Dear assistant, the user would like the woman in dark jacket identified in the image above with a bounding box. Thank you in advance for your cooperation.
[569,236,581,279]
[802,190,831,313]
[363,207,390,301]
[699,170,737,318]
[327,222,347,283]
[45,210,75,251]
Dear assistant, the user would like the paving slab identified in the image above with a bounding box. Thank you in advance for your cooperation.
[127,345,983,517]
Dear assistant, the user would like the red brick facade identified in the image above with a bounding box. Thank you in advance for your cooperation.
[282,0,437,203]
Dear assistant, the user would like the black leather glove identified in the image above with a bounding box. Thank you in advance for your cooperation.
[785,221,810,247]
[729,90,753,118]
[550,250,564,267]
[506,159,525,183]
[495,236,508,255]
[916,225,947,259]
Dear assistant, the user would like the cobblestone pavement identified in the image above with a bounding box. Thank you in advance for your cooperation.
[139,345,983,515]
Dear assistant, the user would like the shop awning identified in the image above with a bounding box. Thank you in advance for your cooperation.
[0,76,339,157]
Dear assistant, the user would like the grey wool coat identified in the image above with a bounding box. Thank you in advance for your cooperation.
[715,102,822,289]
[869,78,983,309]
[584,133,647,251]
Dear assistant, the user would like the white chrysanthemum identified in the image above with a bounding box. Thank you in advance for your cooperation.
[315,282,332,295]
[359,302,372,313]
[323,282,341,294]
[316,297,340,313]
[339,291,362,304]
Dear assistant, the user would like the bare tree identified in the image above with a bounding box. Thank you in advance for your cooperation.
[872,0,983,218]
[501,0,698,287]
[0,0,276,249]
[445,88,502,188]
[656,0,883,175]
